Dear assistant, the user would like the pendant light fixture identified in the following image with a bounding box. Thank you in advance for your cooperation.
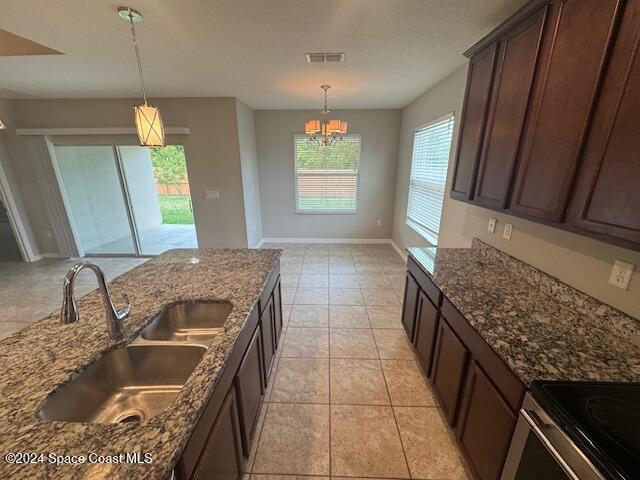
[0,120,6,130]
[118,7,165,147]
[304,85,347,146]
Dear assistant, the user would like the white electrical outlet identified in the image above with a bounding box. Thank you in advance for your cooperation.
[488,217,497,233]
[503,223,513,240]
[609,260,634,290]
[376,219,382,227]
[205,190,220,199]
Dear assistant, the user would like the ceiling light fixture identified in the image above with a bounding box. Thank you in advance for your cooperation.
[118,6,165,147]
[304,85,347,146]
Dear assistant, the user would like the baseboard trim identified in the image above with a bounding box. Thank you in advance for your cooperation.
[260,237,392,245]
[390,240,408,261]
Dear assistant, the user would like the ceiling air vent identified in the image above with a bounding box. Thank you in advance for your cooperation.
[306,52,345,63]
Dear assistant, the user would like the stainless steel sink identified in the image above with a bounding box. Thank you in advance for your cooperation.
[141,300,233,342]
[37,344,206,424]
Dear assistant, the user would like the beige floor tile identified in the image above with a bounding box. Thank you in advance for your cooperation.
[281,328,329,358]
[280,274,299,288]
[297,274,329,288]
[331,405,410,478]
[282,288,297,304]
[251,475,329,480]
[330,359,390,405]
[301,264,328,275]
[330,328,378,359]
[328,274,360,288]
[373,329,415,360]
[381,360,437,406]
[253,403,330,475]
[367,305,403,329]
[355,263,382,274]
[288,305,329,327]
[245,400,269,472]
[357,273,390,288]
[281,304,292,326]
[329,305,370,328]
[270,358,329,404]
[385,273,406,290]
[0,321,31,340]
[329,288,364,306]
[294,288,328,305]
[362,288,400,306]
[394,407,470,479]
[329,263,357,274]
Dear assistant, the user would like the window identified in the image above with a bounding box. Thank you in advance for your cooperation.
[294,134,361,214]
[406,113,455,245]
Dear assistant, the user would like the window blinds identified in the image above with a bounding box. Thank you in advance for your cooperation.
[406,114,454,245]
[294,134,361,214]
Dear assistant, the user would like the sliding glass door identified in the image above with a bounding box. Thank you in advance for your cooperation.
[54,144,197,256]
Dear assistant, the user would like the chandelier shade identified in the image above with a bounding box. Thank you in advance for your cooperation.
[305,85,348,146]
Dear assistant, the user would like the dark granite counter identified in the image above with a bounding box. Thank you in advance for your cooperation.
[408,240,640,386]
[0,248,281,479]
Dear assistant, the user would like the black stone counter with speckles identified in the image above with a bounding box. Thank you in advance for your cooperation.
[408,240,640,386]
[0,248,280,480]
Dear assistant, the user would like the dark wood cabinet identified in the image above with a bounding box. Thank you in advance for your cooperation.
[235,325,264,457]
[273,277,283,349]
[413,291,439,377]
[431,318,470,425]
[451,44,498,200]
[567,0,640,246]
[191,387,243,480]
[457,361,517,480]
[473,7,546,209]
[510,0,623,221]
[400,273,420,342]
[260,296,276,384]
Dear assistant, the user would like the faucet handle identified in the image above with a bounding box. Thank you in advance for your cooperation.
[117,292,132,320]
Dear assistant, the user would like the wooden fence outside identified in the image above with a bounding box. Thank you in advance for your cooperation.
[156,183,191,195]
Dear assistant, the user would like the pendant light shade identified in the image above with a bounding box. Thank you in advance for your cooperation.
[0,119,6,130]
[134,104,165,146]
[305,85,348,146]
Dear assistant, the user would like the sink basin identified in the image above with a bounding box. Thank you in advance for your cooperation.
[141,300,233,342]
[37,344,206,424]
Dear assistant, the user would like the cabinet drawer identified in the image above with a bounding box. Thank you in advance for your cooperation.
[442,299,525,412]
[407,256,442,307]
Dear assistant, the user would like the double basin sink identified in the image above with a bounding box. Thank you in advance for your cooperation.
[37,301,233,425]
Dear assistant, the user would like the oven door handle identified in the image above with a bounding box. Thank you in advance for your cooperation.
[520,409,581,480]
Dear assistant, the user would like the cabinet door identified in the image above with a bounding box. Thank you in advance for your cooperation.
[456,361,516,480]
[431,318,470,425]
[567,0,640,247]
[413,291,439,378]
[235,325,264,457]
[473,8,547,209]
[260,297,275,385]
[191,387,243,480]
[400,273,420,342]
[451,44,498,200]
[272,278,283,349]
[510,0,624,221]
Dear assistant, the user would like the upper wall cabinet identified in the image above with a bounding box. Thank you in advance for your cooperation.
[452,0,639,251]
[509,0,623,221]
[451,44,497,200]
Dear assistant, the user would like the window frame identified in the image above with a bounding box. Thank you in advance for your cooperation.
[405,112,455,245]
[293,133,362,215]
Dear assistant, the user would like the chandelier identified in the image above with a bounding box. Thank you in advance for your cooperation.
[119,7,165,147]
[304,85,347,146]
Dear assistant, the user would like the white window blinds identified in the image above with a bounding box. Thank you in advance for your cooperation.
[406,114,455,245]
[294,134,361,214]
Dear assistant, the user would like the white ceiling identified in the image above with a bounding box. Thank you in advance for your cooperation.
[0,0,527,109]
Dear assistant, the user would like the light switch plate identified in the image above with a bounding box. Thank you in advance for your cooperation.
[205,190,220,199]
[488,217,497,233]
[609,260,634,290]
[503,223,513,240]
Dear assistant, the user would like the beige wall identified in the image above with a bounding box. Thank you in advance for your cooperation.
[236,99,263,247]
[10,97,251,251]
[256,109,401,239]
[392,65,640,319]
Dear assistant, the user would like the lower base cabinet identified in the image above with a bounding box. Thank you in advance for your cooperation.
[456,361,517,480]
[260,296,276,383]
[191,387,243,480]
[414,291,439,377]
[401,273,420,341]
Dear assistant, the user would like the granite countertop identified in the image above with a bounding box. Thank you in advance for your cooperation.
[0,248,281,480]
[408,240,640,386]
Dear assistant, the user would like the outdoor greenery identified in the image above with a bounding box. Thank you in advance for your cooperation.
[295,137,360,170]
[150,145,188,191]
[158,195,194,224]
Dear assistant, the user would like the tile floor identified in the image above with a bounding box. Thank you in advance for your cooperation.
[248,243,471,480]
[0,256,148,339]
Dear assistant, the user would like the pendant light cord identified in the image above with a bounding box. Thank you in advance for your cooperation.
[128,10,148,106]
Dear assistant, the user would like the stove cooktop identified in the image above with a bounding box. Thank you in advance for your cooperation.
[531,381,640,480]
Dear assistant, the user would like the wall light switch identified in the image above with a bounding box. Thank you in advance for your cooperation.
[609,260,634,290]
[488,217,497,233]
[376,219,382,227]
[503,223,513,240]
[205,190,220,199]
